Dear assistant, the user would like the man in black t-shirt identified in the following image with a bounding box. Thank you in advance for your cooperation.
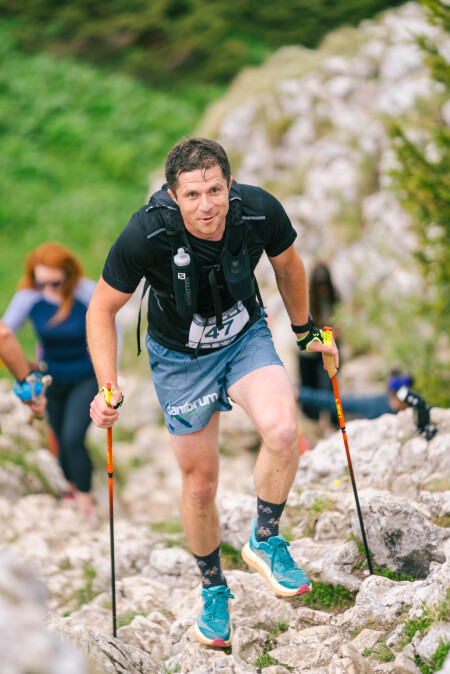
[88,137,338,648]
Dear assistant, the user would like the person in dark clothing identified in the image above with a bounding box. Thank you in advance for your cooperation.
[3,243,98,517]
[299,372,413,420]
[298,262,340,425]
[87,137,339,648]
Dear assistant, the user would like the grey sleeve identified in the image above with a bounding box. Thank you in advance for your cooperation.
[74,278,97,307]
[2,290,39,332]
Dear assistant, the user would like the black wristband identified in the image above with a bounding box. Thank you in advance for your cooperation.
[291,313,314,334]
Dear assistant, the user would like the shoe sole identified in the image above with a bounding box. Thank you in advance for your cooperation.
[193,622,233,648]
[241,542,312,598]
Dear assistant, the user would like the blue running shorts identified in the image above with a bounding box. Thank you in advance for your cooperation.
[145,315,283,435]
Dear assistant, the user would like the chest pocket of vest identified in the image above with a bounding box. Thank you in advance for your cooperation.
[220,241,255,301]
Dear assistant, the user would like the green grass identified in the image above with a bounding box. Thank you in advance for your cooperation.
[363,638,395,662]
[220,542,247,570]
[298,582,356,613]
[310,496,335,513]
[117,610,148,629]
[61,564,99,615]
[253,652,291,670]
[415,640,450,674]
[402,589,450,647]
[0,445,56,495]
[432,516,450,528]
[421,477,450,493]
[151,517,184,536]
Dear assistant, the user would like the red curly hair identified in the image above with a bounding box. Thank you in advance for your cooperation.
[19,242,84,324]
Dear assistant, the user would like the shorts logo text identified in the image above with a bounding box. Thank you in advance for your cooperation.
[166,392,219,417]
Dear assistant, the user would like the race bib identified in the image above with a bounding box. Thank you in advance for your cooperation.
[188,301,250,350]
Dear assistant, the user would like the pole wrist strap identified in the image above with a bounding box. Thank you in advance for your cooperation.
[296,327,324,352]
[98,386,124,409]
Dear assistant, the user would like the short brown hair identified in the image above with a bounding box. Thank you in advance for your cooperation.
[165,137,231,193]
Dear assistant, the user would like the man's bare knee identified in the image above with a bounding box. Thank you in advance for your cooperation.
[183,476,217,508]
[261,416,298,454]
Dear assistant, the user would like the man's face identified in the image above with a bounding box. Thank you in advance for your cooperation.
[168,165,232,241]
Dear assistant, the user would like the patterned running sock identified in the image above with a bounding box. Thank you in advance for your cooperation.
[256,496,287,542]
[193,545,227,589]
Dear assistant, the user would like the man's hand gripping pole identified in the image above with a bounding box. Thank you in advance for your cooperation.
[322,327,373,575]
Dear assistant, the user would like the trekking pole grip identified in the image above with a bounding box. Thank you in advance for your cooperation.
[323,326,337,379]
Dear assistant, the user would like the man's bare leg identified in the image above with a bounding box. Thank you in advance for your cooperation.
[169,411,221,556]
[227,365,299,502]
[170,412,233,648]
[228,364,310,597]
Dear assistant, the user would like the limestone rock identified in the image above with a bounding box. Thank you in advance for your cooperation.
[351,492,449,577]
[328,642,373,673]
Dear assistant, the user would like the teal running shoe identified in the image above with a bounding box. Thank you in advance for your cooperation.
[242,518,311,597]
[193,584,234,647]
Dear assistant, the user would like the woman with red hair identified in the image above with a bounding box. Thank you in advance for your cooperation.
[3,243,98,517]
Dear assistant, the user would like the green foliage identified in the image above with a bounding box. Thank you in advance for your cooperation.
[300,582,356,612]
[0,25,219,333]
[388,0,450,405]
[310,496,335,513]
[0,0,405,85]
[363,638,395,662]
[0,444,55,495]
[433,516,450,528]
[375,567,414,582]
[151,517,184,535]
[402,590,450,648]
[220,542,247,570]
[70,564,99,611]
[414,640,450,673]
[253,652,291,670]
[403,609,434,645]
[117,610,148,629]
[422,476,450,492]
[273,621,289,636]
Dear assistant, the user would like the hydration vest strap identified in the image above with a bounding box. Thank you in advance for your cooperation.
[208,267,224,329]
[137,280,150,356]
[253,274,265,310]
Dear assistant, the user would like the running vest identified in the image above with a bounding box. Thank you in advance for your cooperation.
[136,181,264,354]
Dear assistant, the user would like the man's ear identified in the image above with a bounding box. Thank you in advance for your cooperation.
[229,176,233,189]
[167,188,177,204]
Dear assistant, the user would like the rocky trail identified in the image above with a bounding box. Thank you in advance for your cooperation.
[0,377,449,674]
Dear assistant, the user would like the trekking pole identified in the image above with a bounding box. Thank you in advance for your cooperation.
[26,373,37,405]
[26,373,52,423]
[104,383,117,637]
[322,327,373,575]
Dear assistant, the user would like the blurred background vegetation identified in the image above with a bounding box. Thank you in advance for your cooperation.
[0,0,448,405]
[388,0,450,404]
[0,0,404,84]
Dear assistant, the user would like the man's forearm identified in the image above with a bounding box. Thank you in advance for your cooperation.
[274,257,310,334]
[86,306,119,390]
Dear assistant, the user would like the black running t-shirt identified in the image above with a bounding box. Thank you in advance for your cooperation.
[102,182,296,353]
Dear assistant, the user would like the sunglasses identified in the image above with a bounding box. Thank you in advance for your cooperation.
[35,279,65,290]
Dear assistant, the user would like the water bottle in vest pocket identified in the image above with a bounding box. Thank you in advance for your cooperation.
[172,247,198,317]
